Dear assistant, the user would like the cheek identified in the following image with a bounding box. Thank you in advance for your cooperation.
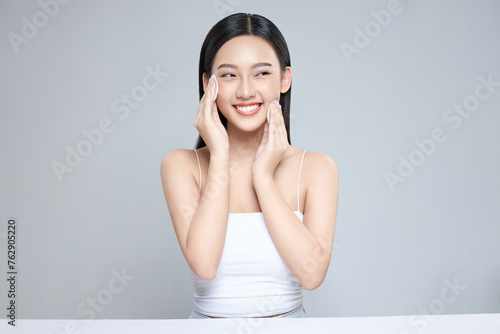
[261,78,282,97]
[266,74,283,88]
[216,83,233,103]
[214,83,235,114]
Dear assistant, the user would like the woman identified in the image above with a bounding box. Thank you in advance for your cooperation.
[160,13,339,319]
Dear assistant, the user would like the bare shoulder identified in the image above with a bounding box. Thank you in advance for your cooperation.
[300,150,338,188]
[160,148,196,179]
[307,150,337,170]
[160,148,201,221]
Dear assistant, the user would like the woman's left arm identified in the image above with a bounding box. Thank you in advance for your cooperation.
[253,152,339,291]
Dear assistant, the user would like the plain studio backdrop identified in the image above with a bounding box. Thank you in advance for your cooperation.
[1,0,499,320]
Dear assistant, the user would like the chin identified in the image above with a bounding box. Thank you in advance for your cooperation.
[230,119,266,132]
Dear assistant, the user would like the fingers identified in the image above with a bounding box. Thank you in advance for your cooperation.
[203,75,217,103]
[268,100,280,124]
[267,100,288,148]
[201,75,215,102]
[267,100,277,123]
[211,95,219,119]
[195,77,216,128]
[201,76,215,119]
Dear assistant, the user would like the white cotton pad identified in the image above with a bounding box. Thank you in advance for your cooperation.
[267,100,278,123]
[211,74,218,102]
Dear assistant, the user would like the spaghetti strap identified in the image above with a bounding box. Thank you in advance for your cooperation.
[297,150,307,212]
[194,149,201,193]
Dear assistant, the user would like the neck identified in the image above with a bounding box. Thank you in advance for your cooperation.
[226,122,265,163]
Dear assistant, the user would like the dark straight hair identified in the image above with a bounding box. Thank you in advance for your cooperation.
[194,13,292,149]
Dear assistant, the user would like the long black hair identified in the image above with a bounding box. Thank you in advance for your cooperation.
[194,13,292,149]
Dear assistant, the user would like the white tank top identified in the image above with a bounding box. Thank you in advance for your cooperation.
[191,148,307,317]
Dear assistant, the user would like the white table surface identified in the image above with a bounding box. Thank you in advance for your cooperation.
[3,313,500,334]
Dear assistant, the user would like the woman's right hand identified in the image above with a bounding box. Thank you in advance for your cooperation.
[194,74,229,155]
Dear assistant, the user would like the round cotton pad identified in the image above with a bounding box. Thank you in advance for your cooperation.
[211,74,218,102]
[267,100,278,123]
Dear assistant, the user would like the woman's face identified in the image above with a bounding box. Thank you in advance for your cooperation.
[204,35,291,130]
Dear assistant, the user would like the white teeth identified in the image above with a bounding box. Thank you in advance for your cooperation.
[235,104,260,112]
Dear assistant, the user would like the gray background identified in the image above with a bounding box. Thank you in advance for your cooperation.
[1,0,499,320]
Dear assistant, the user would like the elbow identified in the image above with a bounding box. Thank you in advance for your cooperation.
[301,275,325,291]
[302,281,321,291]
[191,263,218,281]
[196,270,217,281]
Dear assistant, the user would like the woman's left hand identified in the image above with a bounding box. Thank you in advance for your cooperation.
[252,100,290,181]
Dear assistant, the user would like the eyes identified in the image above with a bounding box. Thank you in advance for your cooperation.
[221,71,270,78]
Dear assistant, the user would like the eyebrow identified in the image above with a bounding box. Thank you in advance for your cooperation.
[216,62,273,70]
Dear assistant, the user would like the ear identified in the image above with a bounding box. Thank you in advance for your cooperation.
[202,72,209,93]
[280,66,292,94]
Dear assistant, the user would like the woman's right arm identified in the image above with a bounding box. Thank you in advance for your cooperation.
[160,150,229,281]
[160,75,230,280]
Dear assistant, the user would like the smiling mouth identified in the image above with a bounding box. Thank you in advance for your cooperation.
[234,104,262,112]
[233,103,263,115]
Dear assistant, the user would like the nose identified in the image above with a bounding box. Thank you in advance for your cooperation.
[236,76,256,100]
